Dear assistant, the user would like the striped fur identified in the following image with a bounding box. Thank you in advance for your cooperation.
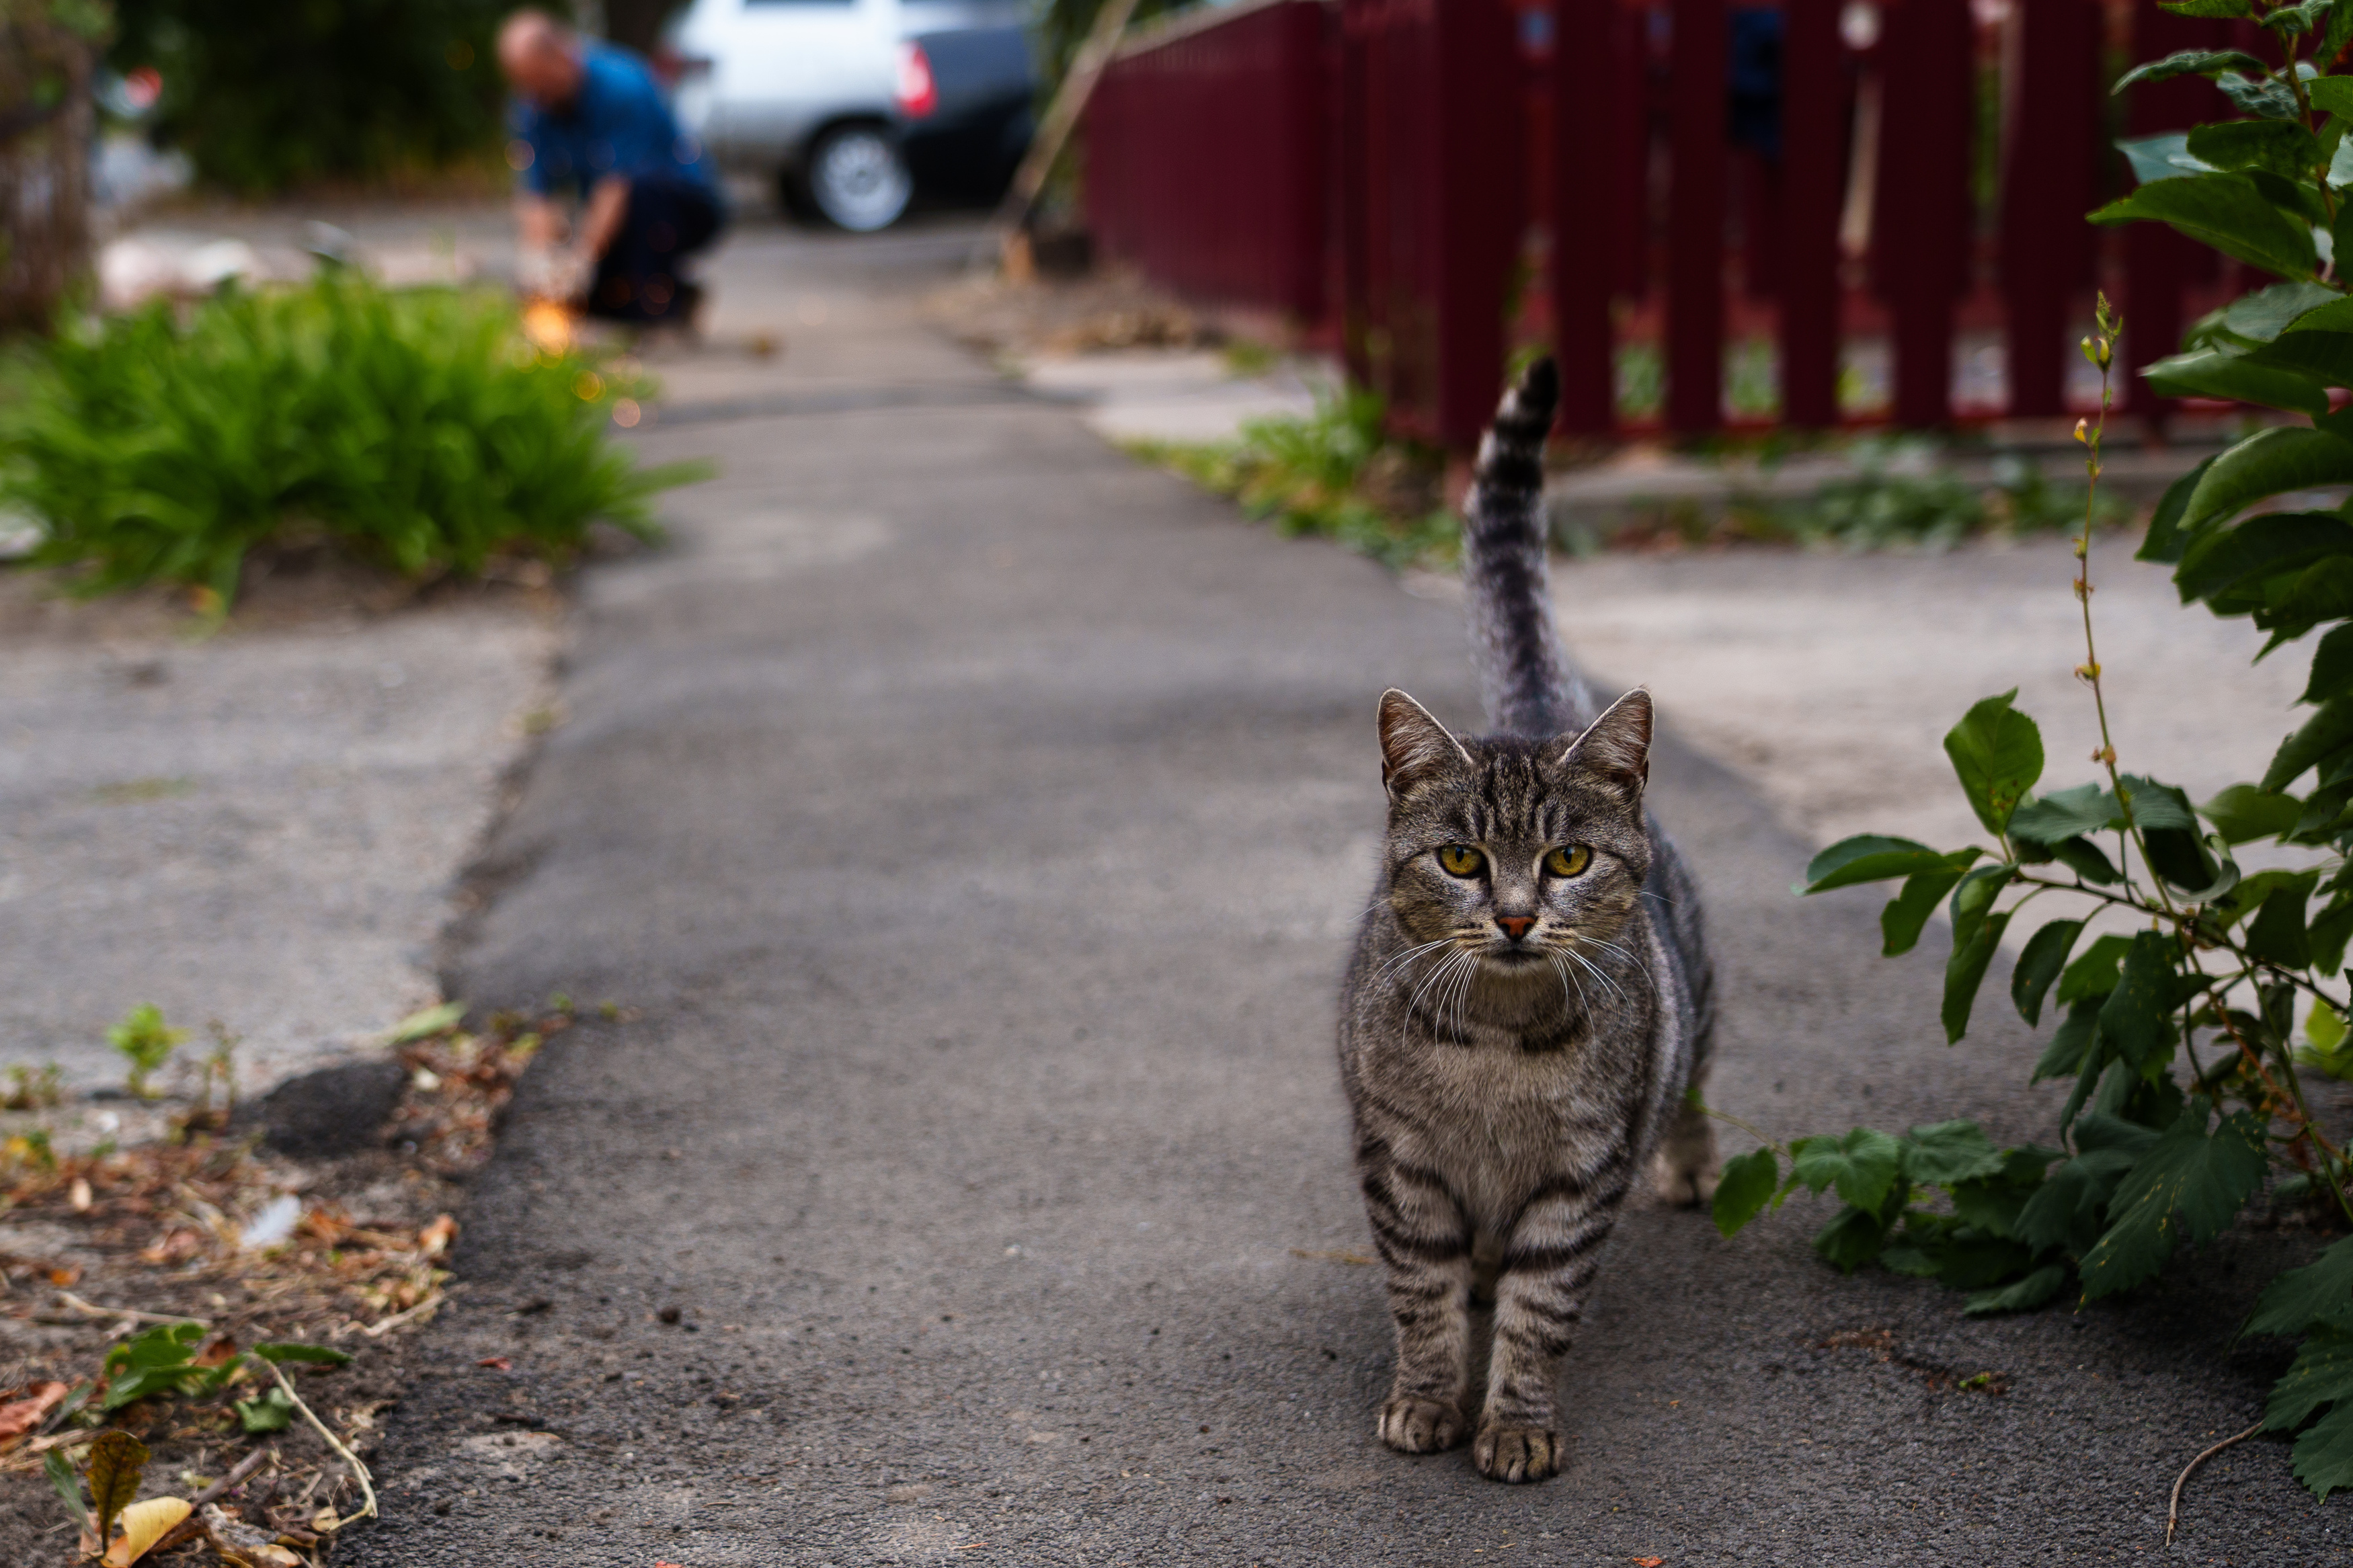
[1337,359,1718,1484]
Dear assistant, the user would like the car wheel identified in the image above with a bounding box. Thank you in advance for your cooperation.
[806,123,912,233]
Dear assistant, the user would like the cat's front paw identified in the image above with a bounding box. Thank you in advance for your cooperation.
[1377,1396,1464,1454]
[1472,1421,1560,1483]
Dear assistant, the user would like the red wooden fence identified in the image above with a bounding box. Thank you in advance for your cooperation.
[1084,0,1334,324]
[1085,0,2251,448]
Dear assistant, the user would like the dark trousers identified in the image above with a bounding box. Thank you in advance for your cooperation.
[588,176,723,324]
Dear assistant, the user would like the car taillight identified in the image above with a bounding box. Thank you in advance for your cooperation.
[895,42,937,118]
[653,48,713,88]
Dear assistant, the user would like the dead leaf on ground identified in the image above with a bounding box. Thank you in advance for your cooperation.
[1287,1247,1375,1266]
[475,1356,512,1371]
[1632,1558,1666,1567]
[102,1495,192,1566]
[0,1380,68,1444]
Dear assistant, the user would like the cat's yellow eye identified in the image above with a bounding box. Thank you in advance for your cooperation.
[1437,845,1487,877]
[1545,845,1593,878]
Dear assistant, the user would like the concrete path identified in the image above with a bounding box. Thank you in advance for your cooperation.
[344,223,2336,1565]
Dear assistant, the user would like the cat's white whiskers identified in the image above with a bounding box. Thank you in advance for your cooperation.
[1577,936,1659,996]
[1562,946,1625,1003]
[1406,948,1474,1022]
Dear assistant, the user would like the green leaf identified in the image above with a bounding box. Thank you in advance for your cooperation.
[1802,835,1962,893]
[2048,835,2121,884]
[2113,48,2268,92]
[2098,931,2180,1073]
[2321,77,2353,122]
[251,1341,353,1367]
[2266,696,2353,790]
[2143,346,2334,417]
[44,1448,85,1530]
[2270,1323,2353,1429]
[2200,782,2306,843]
[2116,132,2219,185]
[1899,1120,2006,1186]
[1943,690,2044,836]
[2177,513,2353,601]
[2059,934,2135,1006]
[1812,1203,1896,1274]
[2159,0,2253,15]
[2220,69,2307,121]
[2141,454,2219,563]
[387,1001,466,1043]
[235,1385,296,1435]
[2009,782,2120,845]
[1881,864,1974,956]
[2247,878,2316,967]
[2089,171,2319,278]
[1962,1262,2071,1316]
[2189,117,2324,179]
[2079,1103,2268,1299]
[2250,1235,2353,1336]
[2033,995,2105,1081]
[2212,280,2344,345]
[2314,995,2351,1054]
[2012,918,2086,1026]
[2184,427,2353,534]
[1944,907,2013,1044]
[2246,325,2353,388]
[1790,1127,1905,1211]
[2292,1399,2353,1499]
[1711,1147,1780,1238]
[2015,1146,2140,1253]
[2304,623,2353,706]
[84,1430,147,1544]
[100,1321,207,1411]
[1950,1146,2065,1235]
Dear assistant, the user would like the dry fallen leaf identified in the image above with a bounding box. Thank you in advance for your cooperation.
[0,1380,67,1444]
[475,1356,512,1371]
[418,1214,458,1256]
[102,1495,192,1566]
[203,1507,305,1568]
[1632,1558,1666,1567]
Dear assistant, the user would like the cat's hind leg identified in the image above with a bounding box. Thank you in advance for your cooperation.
[1651,1092,1721,1206]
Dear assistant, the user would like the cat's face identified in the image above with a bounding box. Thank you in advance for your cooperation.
[1374,688,1653,981]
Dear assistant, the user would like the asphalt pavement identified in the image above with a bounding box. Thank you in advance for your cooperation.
[341,222,2344,1565]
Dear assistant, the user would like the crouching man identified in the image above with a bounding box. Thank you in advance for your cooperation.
[497,9,724,327]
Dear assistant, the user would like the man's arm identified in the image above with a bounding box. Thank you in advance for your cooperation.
[574,175,631,263]
[518,193,567,248]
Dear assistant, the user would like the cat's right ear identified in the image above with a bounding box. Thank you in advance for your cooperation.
[1378,689,1472,800]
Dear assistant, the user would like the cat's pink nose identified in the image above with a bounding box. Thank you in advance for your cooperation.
[1496,916,1534,941]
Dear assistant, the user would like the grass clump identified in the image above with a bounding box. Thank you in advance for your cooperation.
[1125,386,1454,571]
[1,273,705,607]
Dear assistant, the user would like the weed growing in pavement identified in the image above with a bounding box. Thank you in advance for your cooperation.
[106,1005,184,1102]
[1708,194,2353,1512]
[1123,386,1456,571]
[3,1063,63,1110]
[1,272,710,609]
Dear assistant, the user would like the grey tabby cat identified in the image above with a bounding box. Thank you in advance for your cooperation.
[1337,357,1718,1484]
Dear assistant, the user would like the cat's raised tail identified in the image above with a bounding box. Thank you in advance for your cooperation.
[1462,356,1589,739]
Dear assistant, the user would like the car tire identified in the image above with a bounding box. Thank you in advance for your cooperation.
[805,122,913,233]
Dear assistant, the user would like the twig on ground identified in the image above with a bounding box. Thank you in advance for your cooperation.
[52,1292,205,1328]
[266,1358,376,1530]
[188,1447,269,1508]
[2167,1421,2264,1545]
[354,1288,448,1339]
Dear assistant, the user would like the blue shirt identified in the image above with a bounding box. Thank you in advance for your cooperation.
[512,42,715,198]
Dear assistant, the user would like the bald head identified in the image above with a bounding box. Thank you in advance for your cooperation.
[498,9,584,106]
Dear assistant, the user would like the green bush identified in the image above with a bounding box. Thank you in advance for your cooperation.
[1714,2,2353,1510]
[1,273,702,604]
[109,0,507,193]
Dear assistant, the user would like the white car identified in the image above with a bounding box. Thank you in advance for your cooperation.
[666,0,1033,232]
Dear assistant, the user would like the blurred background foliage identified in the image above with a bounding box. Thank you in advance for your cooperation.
[106,0,510,193]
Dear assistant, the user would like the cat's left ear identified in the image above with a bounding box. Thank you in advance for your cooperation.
[1550,688,1651,801]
